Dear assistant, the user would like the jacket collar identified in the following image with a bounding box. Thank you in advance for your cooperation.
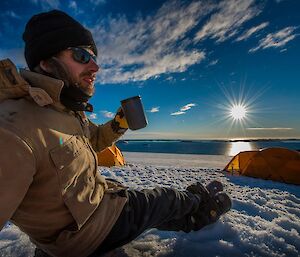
[20,69,64,103]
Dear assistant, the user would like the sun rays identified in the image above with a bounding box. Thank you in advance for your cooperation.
[203,78,269,139]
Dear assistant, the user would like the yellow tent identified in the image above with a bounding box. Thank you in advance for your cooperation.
[97,145,125,167]
[224,147,300,185]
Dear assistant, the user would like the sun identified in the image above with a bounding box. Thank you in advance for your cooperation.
[230,104,247,120]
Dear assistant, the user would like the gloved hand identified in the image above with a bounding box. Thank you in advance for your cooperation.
[111,107,128,133]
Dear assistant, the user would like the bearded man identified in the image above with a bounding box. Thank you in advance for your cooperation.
[0,10,231,257]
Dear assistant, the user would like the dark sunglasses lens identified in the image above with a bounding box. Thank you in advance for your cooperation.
[73,48,90,64]
[90,55,97,63]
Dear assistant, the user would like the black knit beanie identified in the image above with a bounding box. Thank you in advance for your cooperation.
[23,10,97,70]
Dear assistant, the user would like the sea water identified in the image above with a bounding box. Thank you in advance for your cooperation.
[116,139,300,156]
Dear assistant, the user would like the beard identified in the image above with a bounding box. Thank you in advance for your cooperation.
[45,57,95,96]
[78,71,95,96]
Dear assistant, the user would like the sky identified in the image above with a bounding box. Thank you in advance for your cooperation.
[1,152,300,256]
[1,0,300,140]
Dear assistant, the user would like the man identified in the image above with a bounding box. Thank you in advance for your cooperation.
[0,10,231,257]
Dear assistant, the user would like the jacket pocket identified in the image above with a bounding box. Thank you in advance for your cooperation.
[49,136,83,170]
[49,136,105,229]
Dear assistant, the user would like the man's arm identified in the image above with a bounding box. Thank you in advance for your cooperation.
[88,119,126,152]
[0,127,36,230]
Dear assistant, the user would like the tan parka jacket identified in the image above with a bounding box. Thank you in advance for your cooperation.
[0,59,127,257]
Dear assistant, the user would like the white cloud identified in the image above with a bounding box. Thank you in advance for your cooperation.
[93,0,212,84]
[30,0,60,9]
[68,1,85,15]
[166,76,175,82]
[249,26,298,53]
[180,103,197,111]
[148,107,160,113]
[207,59,219,66]
[101,110,114,118]
[247,127,293,130]
[2,11,21,19]
[90,0,272,84]
[171,103,196,116]
[90,0,106,5]
[194,0,261,43]
[236,22,269,41]
[89,113,97,120]
[171,111,186,116]
[69,1,77,10]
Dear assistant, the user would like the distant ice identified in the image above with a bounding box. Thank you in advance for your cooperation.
[123,152,232,169]
[0,152,299,257]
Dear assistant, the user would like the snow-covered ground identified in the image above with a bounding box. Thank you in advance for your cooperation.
[0,152,299,257]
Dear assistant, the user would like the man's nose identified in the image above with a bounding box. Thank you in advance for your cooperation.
[88,58,100,73]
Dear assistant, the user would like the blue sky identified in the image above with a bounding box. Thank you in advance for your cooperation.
[1,0,300,140]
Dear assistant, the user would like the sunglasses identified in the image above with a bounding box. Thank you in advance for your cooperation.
[68,47,97,64]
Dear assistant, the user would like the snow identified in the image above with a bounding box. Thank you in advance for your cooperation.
[1,152,299,257]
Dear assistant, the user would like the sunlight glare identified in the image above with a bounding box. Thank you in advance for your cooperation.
[227,141,254,156]
[230,104,247,120]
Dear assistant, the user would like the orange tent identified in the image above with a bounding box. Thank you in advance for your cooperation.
[97,145,125,167]
[224,147,300,185]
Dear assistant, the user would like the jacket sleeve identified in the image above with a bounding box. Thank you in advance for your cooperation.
[0,127,36,230]
[88,119,125,152]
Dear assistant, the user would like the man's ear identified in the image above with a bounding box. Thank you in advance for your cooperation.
[39,60,52,73]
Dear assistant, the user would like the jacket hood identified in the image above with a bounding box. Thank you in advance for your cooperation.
[0,58,64,105]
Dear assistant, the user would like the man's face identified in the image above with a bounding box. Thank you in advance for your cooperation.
[56,47,99,96]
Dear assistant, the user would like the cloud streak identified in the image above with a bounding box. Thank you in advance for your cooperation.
[171,111,186,116]
[1,11,22,19]
[194,0,260,42]
[93,0,215,84]
[68,1,78,11]
[180,103,196,111]
[30,0,60,9]
[148,107,160,113]
[101,110,114,118]
[93,0,267,84]
[89,0,106,5]
[89,113,98,120]
[249,26,298,52]
[207,59,219,66]
[171,103,196,116]
[236,22,269,41]
[246,127,293,130]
